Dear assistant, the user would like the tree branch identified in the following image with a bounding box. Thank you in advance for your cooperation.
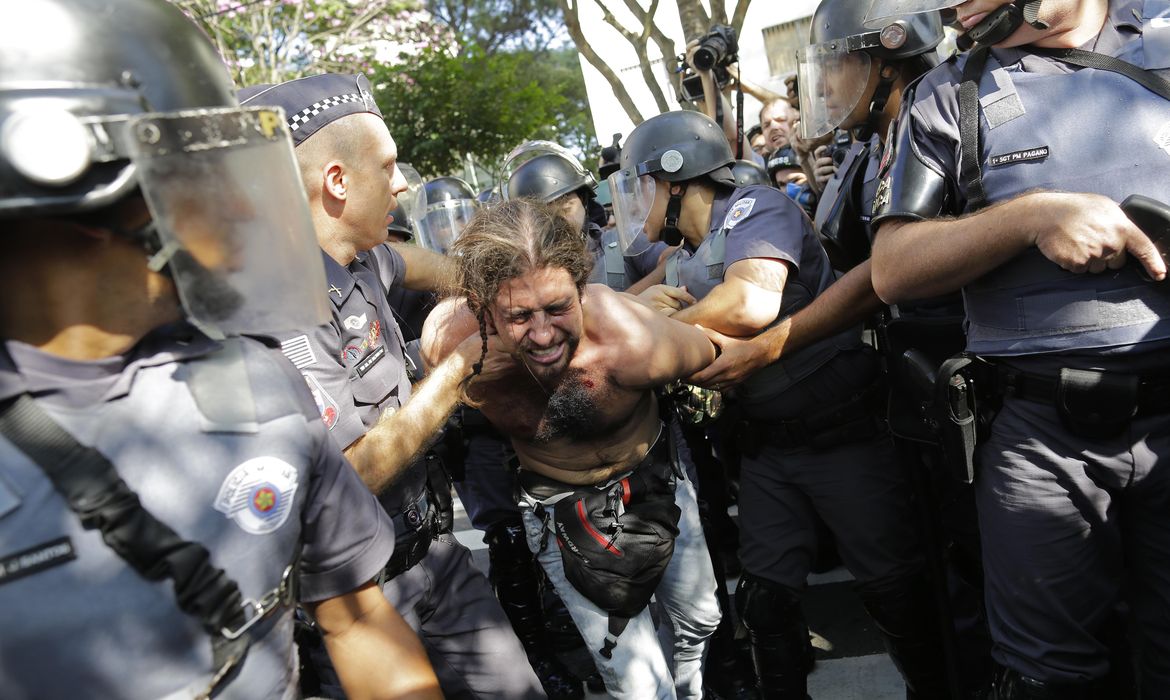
[595,0,669,113]
[556,0,646,125]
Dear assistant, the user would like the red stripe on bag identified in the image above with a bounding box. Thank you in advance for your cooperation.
[576,500,622,556]
[620,478,631,505]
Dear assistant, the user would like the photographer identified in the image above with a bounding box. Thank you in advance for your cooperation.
[682,26,755,162]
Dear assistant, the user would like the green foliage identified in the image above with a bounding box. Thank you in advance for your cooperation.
[373,43,595,178]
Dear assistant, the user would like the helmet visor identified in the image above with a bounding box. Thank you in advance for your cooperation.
[797,42,873,140]
[608,169,656,255]
[127,106,330,336]
[864,0,962,27]
[396,163,427,233]
[417,200,478,254]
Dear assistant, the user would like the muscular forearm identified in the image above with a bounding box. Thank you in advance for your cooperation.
[786,261,881,353]
[314,583,442,700]
[672,284,779,338]
[344,352,470,494]
[872,195,1036,303]
[625,264,666,295]
[391,243,454,293]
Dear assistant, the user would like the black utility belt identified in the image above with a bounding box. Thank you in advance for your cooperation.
[991,362,1170,439]
[741,391,886,452]
[383,491,438,580]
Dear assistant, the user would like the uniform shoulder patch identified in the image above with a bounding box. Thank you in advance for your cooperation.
[1156,122,1170,157]
[723,197,756,229]
[214,457,299,535]
[280,334,317,369]
[302,372,339,430]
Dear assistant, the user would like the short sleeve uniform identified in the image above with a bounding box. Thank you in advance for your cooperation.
[0,324,395,699]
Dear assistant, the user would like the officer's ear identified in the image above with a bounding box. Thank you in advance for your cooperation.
[323,161,347,202]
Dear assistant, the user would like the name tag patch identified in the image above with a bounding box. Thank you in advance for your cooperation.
[0,537,76,586]
[355,344,387,377]
[989,146,1049,167]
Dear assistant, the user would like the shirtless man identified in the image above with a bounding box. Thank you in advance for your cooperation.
[422,199,721,700]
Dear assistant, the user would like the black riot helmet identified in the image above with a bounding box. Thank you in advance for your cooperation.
[610,111,735,252]
[506,152,596,204]
[0,0,330,336]
[0,0,238,217]
[387,203,413,241]
[798,0,945,140]
[418,176,479,254]
[731,160,772,188]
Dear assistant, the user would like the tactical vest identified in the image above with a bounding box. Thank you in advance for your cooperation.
[958,1,1170,355]
[667,186,860,407]
[815,135,882,271]
[587,224,628,291]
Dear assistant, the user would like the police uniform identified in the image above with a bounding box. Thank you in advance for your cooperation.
[0,324,395,699]
[244,73,543,700]
[873,0,1170,691]
[670,183,947,695]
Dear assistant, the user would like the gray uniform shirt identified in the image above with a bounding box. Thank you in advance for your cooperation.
[0,323,395,700]
[276,247,428,513]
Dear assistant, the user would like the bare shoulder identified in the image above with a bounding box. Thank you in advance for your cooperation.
[582,284,657,343]
[420,297,479,370]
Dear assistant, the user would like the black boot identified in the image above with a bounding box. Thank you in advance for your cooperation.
[736,574,812,700]
[486,517,583,700]
[859,574,951,699]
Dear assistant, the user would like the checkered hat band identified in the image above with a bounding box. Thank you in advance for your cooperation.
[286,92,365,132]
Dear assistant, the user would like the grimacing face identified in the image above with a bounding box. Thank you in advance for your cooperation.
[490,266,584,383]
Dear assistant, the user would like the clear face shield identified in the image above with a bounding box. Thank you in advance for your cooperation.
[395,163,427,233]
[797,41,874,140]
[128,106,330,337]
[417,199,479,254]
[607,168,656,255]
[864,0,963,27]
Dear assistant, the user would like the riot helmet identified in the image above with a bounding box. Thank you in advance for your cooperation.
[418,176,478,254]
[864,0,1046,47]
[506,152,596,204]
[610,110,735,253]
[731,160,772,188]
[798,0,944,140]
[0,0,329,337]
[387,204,413,241]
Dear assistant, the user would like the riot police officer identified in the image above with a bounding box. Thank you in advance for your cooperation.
[0,1,439,697]
[612,109,948,699]
[241,74,544,699]
[418,176,480,255]
[869,0,1170,696]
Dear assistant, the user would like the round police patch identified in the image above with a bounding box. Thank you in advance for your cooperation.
[723,197,756,229]
[214,457,299,535]
[660,149,684,173]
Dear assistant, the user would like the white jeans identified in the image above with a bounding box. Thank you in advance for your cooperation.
[521,470,721,700]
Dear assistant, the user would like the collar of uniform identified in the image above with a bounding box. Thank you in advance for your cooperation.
[704,186,741,239]
[0,322,220,404]
[320,249,357,306]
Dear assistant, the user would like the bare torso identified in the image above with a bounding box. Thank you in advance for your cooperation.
[437,285,665,485]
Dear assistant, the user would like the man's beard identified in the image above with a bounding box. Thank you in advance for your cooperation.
[519,333,580,381]
[167,248,245,322]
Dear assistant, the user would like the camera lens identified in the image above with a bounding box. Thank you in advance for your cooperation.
[693,46,718,71]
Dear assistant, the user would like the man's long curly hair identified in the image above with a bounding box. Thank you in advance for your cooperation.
[449,198,594,378]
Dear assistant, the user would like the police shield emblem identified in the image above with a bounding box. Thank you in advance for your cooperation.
[214,457,299,534]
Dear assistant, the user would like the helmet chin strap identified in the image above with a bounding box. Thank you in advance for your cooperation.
[967,0,1048,46]
[855,61,898,142]
[660,183,688,247]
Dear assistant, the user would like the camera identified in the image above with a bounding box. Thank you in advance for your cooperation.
[676,25,738,104]
[693,25,738,72]
[830,130,854,167]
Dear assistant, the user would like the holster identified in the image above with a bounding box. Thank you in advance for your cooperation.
[933,355,994,486]
[876,313,966,444]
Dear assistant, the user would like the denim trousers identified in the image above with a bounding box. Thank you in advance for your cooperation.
[521,469,721,700]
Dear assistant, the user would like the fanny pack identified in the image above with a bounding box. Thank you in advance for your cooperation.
[529,438,682,659]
